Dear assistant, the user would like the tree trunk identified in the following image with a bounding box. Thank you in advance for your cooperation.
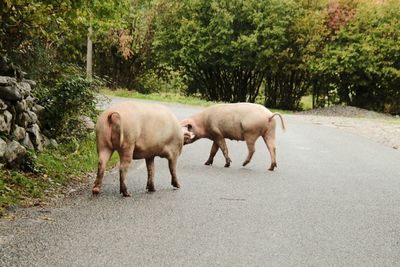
[86,26,93,78]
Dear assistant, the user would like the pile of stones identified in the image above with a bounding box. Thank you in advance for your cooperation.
[0,75,54,168]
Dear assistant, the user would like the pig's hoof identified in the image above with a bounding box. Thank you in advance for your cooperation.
[146,185,156,192]
[242,160,249,166]
[120,189,131,197]
[204,160,213,166]
[172,182,180,189]
[224,163,230,168]
[268,163,277,171]
[92,187,101,195]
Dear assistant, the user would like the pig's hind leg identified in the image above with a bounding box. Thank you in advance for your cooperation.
[263,132,277,171]
[145,157,156,192]
[242,136,258,166]
[168,156,180,189]
[118,147,134,197]
[205,141,219,165]
[92,148,113,195]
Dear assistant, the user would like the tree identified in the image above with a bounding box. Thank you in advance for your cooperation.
[155,0,304,104]
[316,0,400,113]
[89,0,173,90]
[0,0,75,80]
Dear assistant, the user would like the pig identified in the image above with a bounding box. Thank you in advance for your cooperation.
[92,101,192,197]
[181,103,285,171]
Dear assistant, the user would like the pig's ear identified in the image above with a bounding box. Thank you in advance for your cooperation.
[180,119,193,131]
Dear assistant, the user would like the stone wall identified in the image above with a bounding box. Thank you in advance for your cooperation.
[0,75,52,168]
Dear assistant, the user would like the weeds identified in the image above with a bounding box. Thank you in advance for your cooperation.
[0,134,118,216]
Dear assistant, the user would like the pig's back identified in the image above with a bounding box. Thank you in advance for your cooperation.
[203,103,271,139]
[117,102,182,157]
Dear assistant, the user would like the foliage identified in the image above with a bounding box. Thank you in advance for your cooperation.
[314,0,400,113]
[94,0,166,90]
[1,0,399,115]
[263,1,317,110]
[0,0,84,82]
[35,67,101,140]
[154,0,301,106]
[0,134,119,216]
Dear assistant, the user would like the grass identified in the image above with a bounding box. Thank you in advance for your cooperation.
[101,88,292,114]
[300,95,313,110]
[101,88,220,107]
[0,133,119,216]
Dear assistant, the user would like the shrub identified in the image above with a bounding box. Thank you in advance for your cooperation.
[35,67,101,141]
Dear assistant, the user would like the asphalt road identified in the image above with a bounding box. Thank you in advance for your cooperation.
[1,97,400,266]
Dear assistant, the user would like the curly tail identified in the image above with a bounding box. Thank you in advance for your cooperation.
[108,112,124,147]
[269,113,286,131]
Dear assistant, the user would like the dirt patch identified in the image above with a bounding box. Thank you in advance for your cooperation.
[295,105,400,150]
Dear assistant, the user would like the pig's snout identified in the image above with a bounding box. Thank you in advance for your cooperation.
[182,127,195,145]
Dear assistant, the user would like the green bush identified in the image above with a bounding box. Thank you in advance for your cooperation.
[310,0,400,114]
[136,67,188,94]
[35,67,101,141]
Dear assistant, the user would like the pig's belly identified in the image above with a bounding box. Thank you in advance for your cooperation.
[221,128,245,141]
[132,145,166,159]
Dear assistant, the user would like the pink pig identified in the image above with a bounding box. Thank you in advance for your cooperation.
[93,101,193,197]
[181,103,285,171]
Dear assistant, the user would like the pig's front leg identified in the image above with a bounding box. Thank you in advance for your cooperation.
[205,141,219,166]
[145,157,156,192]
[215,138,232,167]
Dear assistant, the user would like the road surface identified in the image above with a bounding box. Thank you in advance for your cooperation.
[1,97,400,266]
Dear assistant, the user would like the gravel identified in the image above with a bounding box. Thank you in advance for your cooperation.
[295,105,400,150]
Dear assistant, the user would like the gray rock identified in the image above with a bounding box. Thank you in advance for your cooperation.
[0,76,8,85]
[4,140,26,163]
[16,99,27,112]
[0,85,22,101]
[27,123,44,151]
[17,82,31,98]
[32,104,45,122]
[0,137,6,158]
[27,110,38,124]
[22,133,34,150]
[43,135,51,147]
[50,139,58,148]
[22,79,36,88]
[79,115,95,130]
[13,125,26,141]
[43,135,57,148]
[32,104,44,114]
[0,110,12,133]
[0,76,16,86]
[17,112,31,128]
[0,99,7,110]
[25,95,35,109]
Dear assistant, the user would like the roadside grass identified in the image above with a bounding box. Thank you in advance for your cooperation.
[101,88,220,107]
[300,95,313,110]
[101,88,293,114]
[0,133,119,216]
